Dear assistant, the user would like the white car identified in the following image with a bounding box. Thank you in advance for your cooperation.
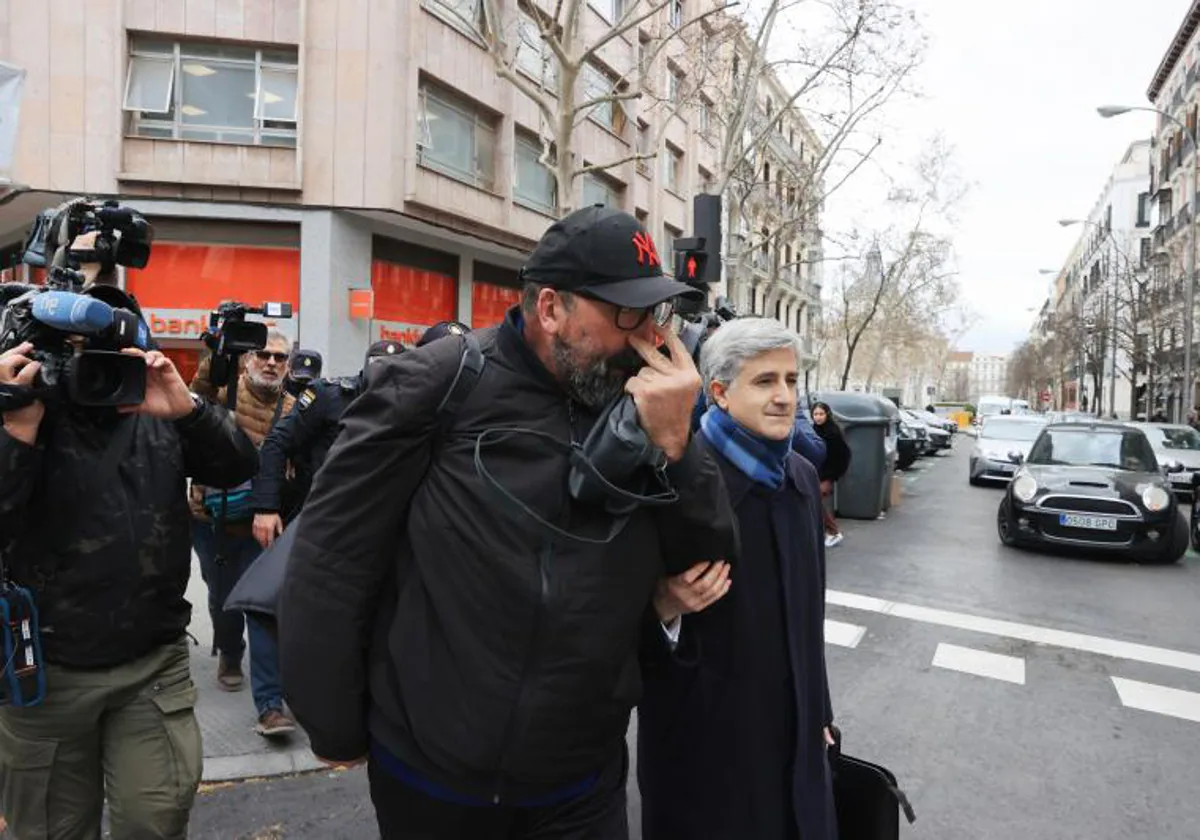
[969,415,1047,485]
[1125,422,1200,499]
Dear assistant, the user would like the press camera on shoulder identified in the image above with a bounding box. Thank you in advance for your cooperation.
[0,198,154,411]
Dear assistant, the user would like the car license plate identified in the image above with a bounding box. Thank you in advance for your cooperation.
[1171,471,1193,485]
[996,463,1016,473]
[1059,513,1118,531]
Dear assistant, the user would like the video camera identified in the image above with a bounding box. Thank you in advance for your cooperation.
[0,199,155,412]
[202,300,294,390]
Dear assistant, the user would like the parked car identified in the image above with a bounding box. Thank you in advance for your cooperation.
[969,415,1046,485]
[1125,422,1200,501]
[897,422,922,469]
[996,422,1188,564]
[901,409,951,451]
[910,408,958,437]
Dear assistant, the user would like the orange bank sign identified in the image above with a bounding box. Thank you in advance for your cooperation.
[143,308,292,339]
[374,320,432,346]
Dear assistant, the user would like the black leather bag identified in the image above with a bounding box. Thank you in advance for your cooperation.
[829,726,916,840]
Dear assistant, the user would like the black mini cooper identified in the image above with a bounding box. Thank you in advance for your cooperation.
[997,422,1188,564]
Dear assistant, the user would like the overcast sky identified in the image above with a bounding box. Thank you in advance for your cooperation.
[823,0,1191,356]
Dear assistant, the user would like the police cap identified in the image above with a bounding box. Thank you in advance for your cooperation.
[417,320,471,347]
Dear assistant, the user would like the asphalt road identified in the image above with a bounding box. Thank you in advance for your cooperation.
[181,439,1200,839]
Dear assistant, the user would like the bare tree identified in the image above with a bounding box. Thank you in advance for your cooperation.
[699,0,927,306]
[825,138,965,390]
[471,0,730,217]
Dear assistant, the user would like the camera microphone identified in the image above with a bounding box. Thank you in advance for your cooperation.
[31,291,149,349]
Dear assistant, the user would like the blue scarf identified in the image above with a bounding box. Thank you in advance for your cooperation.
[700,405,792,489]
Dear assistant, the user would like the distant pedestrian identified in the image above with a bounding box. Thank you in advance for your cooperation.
[812,401,851,548]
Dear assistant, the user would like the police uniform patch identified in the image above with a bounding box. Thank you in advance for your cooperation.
[448,323,464,335]
[298,388,316,410]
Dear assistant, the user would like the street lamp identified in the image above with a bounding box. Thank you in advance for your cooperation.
[1099,103,1197,422]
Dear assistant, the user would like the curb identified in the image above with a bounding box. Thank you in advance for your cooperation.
[202,749,325,783]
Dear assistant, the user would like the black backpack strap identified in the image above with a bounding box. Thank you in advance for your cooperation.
[435,332,484,429]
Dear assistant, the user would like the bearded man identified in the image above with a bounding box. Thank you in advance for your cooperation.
[190,329,299,737]
[279,206,739,839]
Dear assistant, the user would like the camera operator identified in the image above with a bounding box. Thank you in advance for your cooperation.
[0,245,257,838]
[279,206,739,838]
[250,339,403,549]
[189,329,297,737]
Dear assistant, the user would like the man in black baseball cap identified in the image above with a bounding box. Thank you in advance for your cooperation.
[519,204,704,409]
[281,204,736,839]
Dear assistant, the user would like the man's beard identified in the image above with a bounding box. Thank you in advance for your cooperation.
[551,336,643,410]
[247,370,282,399]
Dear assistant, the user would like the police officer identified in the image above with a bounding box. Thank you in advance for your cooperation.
[251,338,412,549]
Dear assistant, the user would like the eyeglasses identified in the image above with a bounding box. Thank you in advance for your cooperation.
[580,295,675,331]
[254,351,289,364]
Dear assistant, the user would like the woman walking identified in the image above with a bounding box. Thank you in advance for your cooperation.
[638,318,836,840]
[812,401,851,548]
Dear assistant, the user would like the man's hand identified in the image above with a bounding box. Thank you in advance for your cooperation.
[316,754,367,770]
[0,343,45,445]
[653,560,731,624]
[253,512,284,549]
[118,349,196,420]
[626,323,702,462]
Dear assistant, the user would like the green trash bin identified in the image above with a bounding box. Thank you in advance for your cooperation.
[812,392,898,521]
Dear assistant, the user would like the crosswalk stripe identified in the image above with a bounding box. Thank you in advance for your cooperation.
[932,642,1026,685]
[1111,677,1200,724]
[824,619,866,649]
[828,589,1200,674]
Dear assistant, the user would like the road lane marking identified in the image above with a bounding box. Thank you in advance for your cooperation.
[932,642,1026,685]
[1111,677,1200,724]
[827,589,1200,674]
[824,619,867,649]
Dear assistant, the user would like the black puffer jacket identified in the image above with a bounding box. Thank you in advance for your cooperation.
[280,308,739,804]
[0,401,257,668]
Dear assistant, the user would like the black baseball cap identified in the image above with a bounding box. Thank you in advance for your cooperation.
[520,205,703,308]
[287,349,323,382]
[417,320,470,347]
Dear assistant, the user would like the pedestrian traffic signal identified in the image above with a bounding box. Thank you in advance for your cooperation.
[676,248,708,286]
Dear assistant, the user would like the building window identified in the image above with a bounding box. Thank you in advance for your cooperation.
[582,171,622,208]
[638,32,651,84]
[124,37,298,146]
[514,133,557,215]
[663,144,682,193]
[582,63,626,134]
[699,167,713,193]
[667,66,683,103]
[663,224,680,273]
[422,0,486,39]
[417,82,497,190]
[636,121,652,176]
[732,53,740,85]
[1140,236,1152,267]
[698,96,711,133]
[1137,192,1151,228]
[668,0,683,29]
[591,0,624,22]
[516,10,558,87]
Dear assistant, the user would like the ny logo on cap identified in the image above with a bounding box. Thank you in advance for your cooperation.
[632,231,661,267]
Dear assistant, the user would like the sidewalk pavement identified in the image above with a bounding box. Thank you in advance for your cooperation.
[185,555,324,783]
